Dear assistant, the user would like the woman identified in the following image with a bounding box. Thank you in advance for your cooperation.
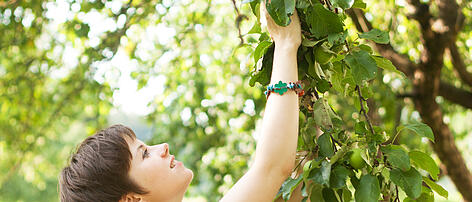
[60,3,302,202]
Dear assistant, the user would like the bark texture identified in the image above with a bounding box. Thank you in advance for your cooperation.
[347,1,472,200]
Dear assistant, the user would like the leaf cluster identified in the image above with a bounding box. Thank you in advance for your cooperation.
[245,0,447,201]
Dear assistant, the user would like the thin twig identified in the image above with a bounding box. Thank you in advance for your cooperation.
[396,93,416,99]
[230,0,248,45]
[345,40,350,52]
[355,85,375,135]
[330,134,338,152]
[395,186,399,202]
[293,153,310,172]
[324,0,332,11]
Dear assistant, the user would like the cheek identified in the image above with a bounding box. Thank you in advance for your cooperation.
[138,158,172,188]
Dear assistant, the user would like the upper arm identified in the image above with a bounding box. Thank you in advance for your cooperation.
[220,165,288,202]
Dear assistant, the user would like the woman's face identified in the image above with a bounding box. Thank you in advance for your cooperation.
[126,138,193,201]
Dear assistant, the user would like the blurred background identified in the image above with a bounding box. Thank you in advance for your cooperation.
[0,0,470,201]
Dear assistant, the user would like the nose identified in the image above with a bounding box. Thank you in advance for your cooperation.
[160,143,169,157]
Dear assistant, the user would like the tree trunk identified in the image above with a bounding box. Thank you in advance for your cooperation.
[347,7,472,201]
[413,64,472,201]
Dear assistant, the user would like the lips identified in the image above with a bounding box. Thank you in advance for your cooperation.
[170,155,176,169]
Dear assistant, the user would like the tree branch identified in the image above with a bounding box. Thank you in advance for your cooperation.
[355,85,375,136]
[230,0,248,45]
[435,0,462,36]
[448,42,472,87]
[405,0,433,31]
[438,81,472,109]
[346,8,415,77]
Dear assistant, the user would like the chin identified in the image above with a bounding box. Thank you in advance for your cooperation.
[184,168,194,184]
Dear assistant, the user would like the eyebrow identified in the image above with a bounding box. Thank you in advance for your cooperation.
[136,144,145,160]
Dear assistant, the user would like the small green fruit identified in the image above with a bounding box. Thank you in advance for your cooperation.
[349,148,366,169]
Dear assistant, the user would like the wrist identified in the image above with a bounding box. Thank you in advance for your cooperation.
[274,42,299,57]
[274,41,300,52]
[274,37,301,49]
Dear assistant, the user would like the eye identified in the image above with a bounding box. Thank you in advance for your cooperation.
[142,148,150,159]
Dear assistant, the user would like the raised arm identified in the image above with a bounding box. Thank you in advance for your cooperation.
[221,2,301,201]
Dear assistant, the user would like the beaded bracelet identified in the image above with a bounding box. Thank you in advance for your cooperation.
[264,81,305,99]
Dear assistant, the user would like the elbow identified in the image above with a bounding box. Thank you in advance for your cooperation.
[276,155,297,178]
[271,158,296,179]
[280,159,295,177]
[254,159,295,181]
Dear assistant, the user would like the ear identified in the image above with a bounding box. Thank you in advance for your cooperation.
[120,193,143,202]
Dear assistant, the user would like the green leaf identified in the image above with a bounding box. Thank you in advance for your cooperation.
[359,29,390,44]
[266,0,295,26]
[358,44,373,54]
[314,45,335,65]
[313,62,326,79]
[249,45,274,86]
[250,1,260,17]
[417,191,435,202]
[423,177,448,199]
[313,98,333,129]
[409,151,440,180]
[315,78,331,93]
[331,61,353,94]
[342,188,352,202]
[371,55,403,75]
[301,118,317,151]
[352,0,366,9]
[303,160,313,181]
[354,121,367,135]
[322,188,338,202]
[397,122,435,142]
[327,30,348,45]
[306,52,316,78]
[381,145,411,171]
[253,41,272,63]
[318,133,334,158]
[404,189,435,202]
[302,38,324,47]
[355,174,380,202]
[332,0,354,9]
[309,160,332,186]
[247,21,261,34]
[390,168,422,199]
[307,3,344,38]
[344,50,378,85]
[280,176,303,201]
[310,184,326,202]
[329,165,350,188]
[296,0,311,9]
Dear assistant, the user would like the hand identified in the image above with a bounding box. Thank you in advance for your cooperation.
[261,0,301,48]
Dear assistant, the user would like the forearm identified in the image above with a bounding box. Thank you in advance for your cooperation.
[254,43,299,174]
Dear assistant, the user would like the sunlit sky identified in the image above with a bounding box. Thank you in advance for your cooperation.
[41,0,176,116]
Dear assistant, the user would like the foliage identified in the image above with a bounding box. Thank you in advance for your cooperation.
[245,0,450,201]
[1,0,262,201]
[1,0,471,201]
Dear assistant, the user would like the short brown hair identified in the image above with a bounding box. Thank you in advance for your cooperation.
[59,124,148,202]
